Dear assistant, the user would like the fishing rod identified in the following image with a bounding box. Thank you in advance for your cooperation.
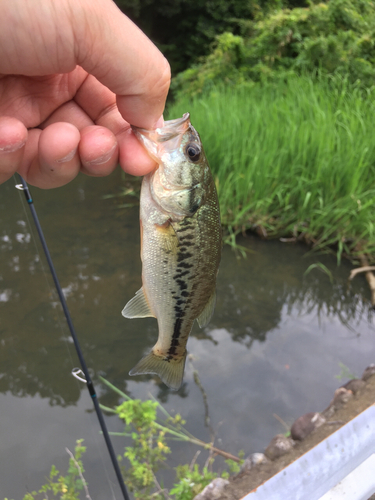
[15,174,130,500]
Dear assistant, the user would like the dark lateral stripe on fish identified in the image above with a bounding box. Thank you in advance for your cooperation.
[177,262,194,269]
[174,305,186,318]
[175,299,186,305]
[173,270,190,279]
[176,279,188,290]
[172,318,182,335]
[177,252,193,262]
[179,240,194,247]
[176,226,194,234]
[166,318,184,356]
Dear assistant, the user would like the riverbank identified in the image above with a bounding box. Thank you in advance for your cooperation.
[204,365,375,500]
[166,76,375,264]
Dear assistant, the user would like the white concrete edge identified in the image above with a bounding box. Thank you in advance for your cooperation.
[319,453,375,500]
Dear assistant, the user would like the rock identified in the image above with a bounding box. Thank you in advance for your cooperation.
[239,456,253,474]
[323,387,353,417]
[322,405,335,418]
[362,364,375,381]
[342,378,365,394]
[193,478,230,500]
[332,387,353,408]
[264,434,294,460]
[251,452,268,466]
[291,412,326,441]
[239,453,268,473]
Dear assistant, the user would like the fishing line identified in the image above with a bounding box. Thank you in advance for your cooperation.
[15,174,131,500]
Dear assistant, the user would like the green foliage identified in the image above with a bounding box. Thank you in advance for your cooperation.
[167,75,375,263]
[99,377,242,499]
[113,396,232,499]
[172,0,375,97]
[7,376,243,500]
[225,451,245,475]
[303,263,334,283]
[114,0,264,73]
[115,399,172,498]
[170,464,218,500]
[7,440,89,500]
[335,362,357,380]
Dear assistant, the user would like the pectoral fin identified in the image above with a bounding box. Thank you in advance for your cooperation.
[156,220,179,254]
[197,290,216,328]
[122,287,155,318]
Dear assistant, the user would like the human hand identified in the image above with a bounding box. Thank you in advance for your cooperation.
[0,0,170,188]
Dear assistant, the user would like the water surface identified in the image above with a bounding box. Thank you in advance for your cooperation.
[0,171,374,498]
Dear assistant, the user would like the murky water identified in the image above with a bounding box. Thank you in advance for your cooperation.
[1,171,374,499]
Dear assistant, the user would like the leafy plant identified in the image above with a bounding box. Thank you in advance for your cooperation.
[99,376,242,499]
[172,0,375,97]
[170,464,218,500]
[335,361,357,380]
[116,398,172,498]
[5,440,90,500]
[304,263,334,283]
[5,377,243,500]
[114,0,266,74]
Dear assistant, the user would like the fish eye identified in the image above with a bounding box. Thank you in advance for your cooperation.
[185,143,201,162]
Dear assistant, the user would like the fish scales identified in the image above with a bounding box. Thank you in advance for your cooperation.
[122,113,222,390]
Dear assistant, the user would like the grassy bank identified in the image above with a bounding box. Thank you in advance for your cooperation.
[166,76,375,263]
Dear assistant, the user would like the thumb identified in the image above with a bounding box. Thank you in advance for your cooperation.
[74,0,170,129]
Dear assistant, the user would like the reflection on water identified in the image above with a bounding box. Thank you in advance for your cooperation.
[0,171,374,498]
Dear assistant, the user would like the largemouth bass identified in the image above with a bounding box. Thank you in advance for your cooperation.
[123,113,222,390]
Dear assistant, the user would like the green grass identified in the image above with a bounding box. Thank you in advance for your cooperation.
[166,75,375,263]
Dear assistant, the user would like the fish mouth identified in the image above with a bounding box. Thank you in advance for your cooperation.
[132,113,191,162]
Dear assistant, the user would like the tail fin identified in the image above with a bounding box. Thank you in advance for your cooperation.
[129,351,187,391]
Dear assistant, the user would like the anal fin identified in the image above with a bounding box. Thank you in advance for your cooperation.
[122,287,155,318]
[197,289,216,328]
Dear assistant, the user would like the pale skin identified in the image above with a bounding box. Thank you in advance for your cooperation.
[0,0,171,188]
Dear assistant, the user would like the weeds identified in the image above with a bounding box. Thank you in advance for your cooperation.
[166,75,375,263]
[5,440,90,500]
[99,376,242,499]
[335,362,357,381]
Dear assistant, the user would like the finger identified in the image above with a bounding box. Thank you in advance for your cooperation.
[0,116,27,184]
[79,126,118,176]
[40,99,94,130]
[22,122,81,189]
[74,76,158,176]
[74,0,170,129]
[117,128,157,177]
[40,97,120,176]
[74,74,127,134]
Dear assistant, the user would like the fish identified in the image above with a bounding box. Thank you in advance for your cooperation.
[122,113,222,391]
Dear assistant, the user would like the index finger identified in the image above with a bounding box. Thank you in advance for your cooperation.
[73,0,171,129]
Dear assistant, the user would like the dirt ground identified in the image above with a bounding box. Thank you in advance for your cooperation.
[221,374,375,500]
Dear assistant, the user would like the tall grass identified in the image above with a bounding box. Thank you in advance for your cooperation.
[166,76,375,262]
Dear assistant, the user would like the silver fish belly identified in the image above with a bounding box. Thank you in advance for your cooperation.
[122,113,222,390]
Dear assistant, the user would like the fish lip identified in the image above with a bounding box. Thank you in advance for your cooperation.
[131,113,190,141]
[131,113,191,162]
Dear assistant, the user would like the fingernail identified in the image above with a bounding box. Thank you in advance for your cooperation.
[87,143,117,165]
[0,140,26,153]
[57,147,77,163]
